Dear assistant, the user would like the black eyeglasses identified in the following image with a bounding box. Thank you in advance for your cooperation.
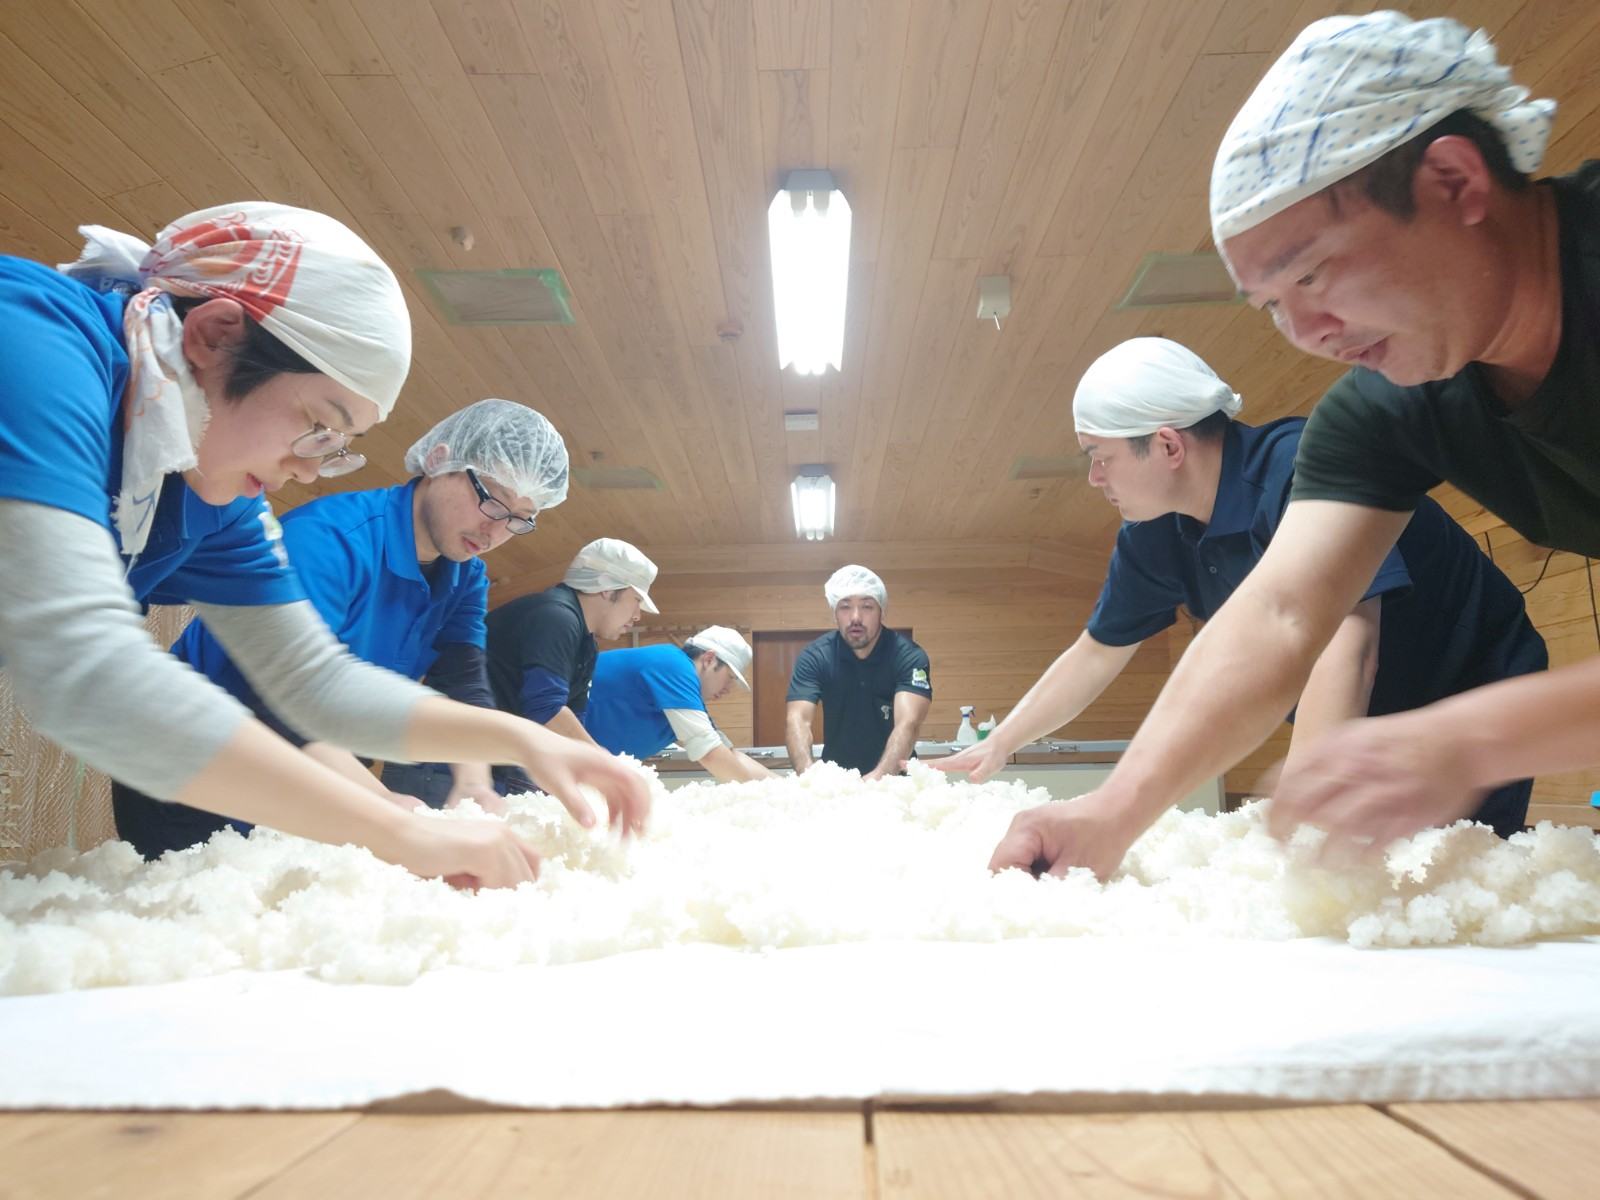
[466,469,537,534]
[290,424,366,478]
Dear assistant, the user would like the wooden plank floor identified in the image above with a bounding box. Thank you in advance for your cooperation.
[2,1102,1594,1198]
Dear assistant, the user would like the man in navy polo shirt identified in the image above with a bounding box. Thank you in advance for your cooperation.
[585,626,774,782]
[942,338,1545,843]
[111,398,571,856]
[786,565,934,779]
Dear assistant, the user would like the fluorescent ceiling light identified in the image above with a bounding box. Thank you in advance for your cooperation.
[790,470,836,541]
[768,170,851,375]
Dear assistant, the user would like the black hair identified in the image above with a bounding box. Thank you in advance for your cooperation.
[1329,108,1530,221]
[1126,408,1232,459]
[171,296,320,401]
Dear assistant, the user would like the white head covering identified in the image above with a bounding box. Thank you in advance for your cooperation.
[1073,338,1242,439]
[1210,11,1556,243]
[405,398,569,511]
[564,538,660,614]
[825,565,886,610]
[685,625,753,690]
[56,203,411,556]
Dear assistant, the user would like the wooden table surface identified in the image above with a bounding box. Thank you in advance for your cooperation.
[5,1100,1597,1198]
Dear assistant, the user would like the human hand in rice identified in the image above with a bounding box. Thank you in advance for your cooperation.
[1267,711,1485,860]
[395,814,543,890]
[516,733,651,838]
[932,739,1010,784]
[987,790,1142,881]
[445,764,507,817]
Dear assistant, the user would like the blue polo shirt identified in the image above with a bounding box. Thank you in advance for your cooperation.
[583,644,708,760]
[0,254,303,609]
[1087,418,1545,716]
[173,480,488,725]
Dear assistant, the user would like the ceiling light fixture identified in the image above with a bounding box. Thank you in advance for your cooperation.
[790,468,836,541]
[768,169,851,375]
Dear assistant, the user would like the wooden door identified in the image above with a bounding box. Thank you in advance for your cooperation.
[753,631,828,748]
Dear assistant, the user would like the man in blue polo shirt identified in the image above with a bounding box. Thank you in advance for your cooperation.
[584,626,773,782]
[941,338,1545,841]
[111,398,571,856]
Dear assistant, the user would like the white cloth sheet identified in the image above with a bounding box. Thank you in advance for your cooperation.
[2,935,1597,1110]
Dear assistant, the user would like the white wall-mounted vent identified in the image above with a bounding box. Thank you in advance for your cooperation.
[1009,456,1083,481]
[417,268,574,325]
[1117,252,1242,309]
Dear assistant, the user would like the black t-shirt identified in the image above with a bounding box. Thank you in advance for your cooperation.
[786,628,933,772]
[1292,161,1600,556]
[484,583,596,719]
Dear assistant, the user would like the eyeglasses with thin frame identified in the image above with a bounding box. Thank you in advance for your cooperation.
[466,469,537,535]
[290,424,367,478]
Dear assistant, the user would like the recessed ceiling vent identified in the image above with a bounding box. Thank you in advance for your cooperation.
[572,465,663,490]
[1117,251,1242,309]
[418,268,574,325]
[1009,456,1083,481]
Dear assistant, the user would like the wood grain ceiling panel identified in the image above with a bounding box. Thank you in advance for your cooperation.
[0,0,1590,596]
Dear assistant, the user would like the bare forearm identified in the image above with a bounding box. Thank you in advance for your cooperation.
[872,722,921,777]
[699,745,773,782]
[542,706,600,746]
[302,741,390,797]
[1432,658,1600,786]
[1110,588,1330,825]
[989,632,1139,754]
[176,721,418,858]
[786,717,815,772]
[1284,600,1380,774]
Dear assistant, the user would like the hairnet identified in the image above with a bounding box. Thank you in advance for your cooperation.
[825,565,886,609]
[1073,338,1242,439]
[1211,12,1556,242]
[405,398,569,510]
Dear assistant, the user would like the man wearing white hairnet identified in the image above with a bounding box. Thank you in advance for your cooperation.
[584,626,775,782]
[481,538,659,789]
[113,399,570,854]
[786,565,932,779]
[962,339,1543,876]
[997,11,1599,878]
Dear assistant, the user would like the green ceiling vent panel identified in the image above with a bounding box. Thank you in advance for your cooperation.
[418,268,574,325]
[1116,251,1243,309]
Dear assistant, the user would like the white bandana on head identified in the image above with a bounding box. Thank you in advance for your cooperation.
[1073,338,1242,439]
[56,203,410,557]
[1210,11,1556,243]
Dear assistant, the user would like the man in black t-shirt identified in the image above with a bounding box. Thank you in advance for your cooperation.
[477,538,659,792]
[785,564,932,778]
[993,12,1600,879]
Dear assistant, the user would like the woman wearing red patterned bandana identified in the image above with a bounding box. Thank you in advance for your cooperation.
[0,203,648,889]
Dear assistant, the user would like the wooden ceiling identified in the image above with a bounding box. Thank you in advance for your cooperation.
[3,0,1598,597]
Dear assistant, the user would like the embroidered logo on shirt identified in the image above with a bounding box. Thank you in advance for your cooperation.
[880,704,892,721]
[910,667,929,690]
[258,505,290,569]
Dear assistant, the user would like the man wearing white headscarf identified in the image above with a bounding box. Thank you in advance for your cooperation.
[991,12,1599,878]
[0,204,647,889]
[786,565,932,778]
[955,339,1543,867]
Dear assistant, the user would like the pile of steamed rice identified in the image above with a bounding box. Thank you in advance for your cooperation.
[2,763,1597,994]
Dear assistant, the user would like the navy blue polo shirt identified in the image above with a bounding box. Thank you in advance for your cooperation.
[0,254,303,610]
[787,627,933,772]
[584,644,708,760]
[485,584,596,720]
[173,480,488,722]
[1087,418,1545,716]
